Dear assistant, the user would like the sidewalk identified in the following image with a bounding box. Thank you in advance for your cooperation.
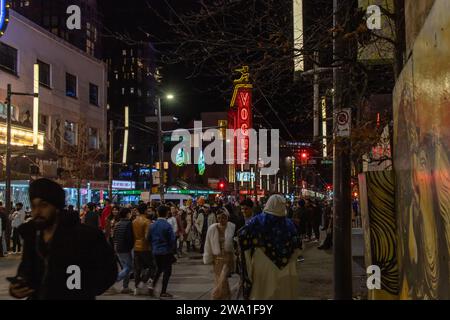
[297,240,333,300]
[1,242,338,300]
[0,252,240,300]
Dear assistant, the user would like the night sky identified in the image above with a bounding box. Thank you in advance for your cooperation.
[98,0,314,141]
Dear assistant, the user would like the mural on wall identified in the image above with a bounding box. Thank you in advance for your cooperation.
[394,0,450,299]
[359,171,398,300]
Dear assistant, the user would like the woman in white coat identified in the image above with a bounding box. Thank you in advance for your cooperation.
[203,208,236,300]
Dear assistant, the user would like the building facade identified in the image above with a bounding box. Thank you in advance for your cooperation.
[9,0,101,58]
[0,10,107,207]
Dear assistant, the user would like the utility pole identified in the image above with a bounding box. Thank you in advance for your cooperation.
[108,120,113,202]
[5,82,39,216]
[5,84,12,217]
[157,97,164,203]
[332,0,353,300]
[313,51,320,141]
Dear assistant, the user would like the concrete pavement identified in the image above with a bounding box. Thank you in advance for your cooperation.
[0,252,240,300]
[0,240,340,300]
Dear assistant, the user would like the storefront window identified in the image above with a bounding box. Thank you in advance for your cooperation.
[88,127,98,149]
[0,103,18,121]
[64,120,76,145]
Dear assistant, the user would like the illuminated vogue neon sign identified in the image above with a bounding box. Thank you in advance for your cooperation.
[0,0,9,37]
[229,66,253,163]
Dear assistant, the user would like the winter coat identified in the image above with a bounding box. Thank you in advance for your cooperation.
[132,215,151,252]
[113,219,134,253]
[147,218,176,256]
[203,222,236,265]
[84,211,100,230]
[195,213,216,235]
[16,214,117,300]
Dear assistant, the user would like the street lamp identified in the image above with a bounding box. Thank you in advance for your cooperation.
[4,64,40,216]
[157,93,174,203]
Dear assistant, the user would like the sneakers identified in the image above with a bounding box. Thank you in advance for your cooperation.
[160,292,173,299]
[297,256,305,263]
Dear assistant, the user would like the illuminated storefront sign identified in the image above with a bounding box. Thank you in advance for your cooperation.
[89,180,136,190]
[0,123,44,150]
[0,0,10,37]
[176,148,189,167]
[236,171,255,182]
[239,190,265,196]
[167,189,219,195]
[198,150,205,175]
[229,66,253,163]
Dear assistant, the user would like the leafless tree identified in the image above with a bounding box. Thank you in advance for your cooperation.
[47,121,106,210]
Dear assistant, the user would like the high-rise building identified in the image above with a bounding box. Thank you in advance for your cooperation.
[9,0,101,58]
[103,39,157,166]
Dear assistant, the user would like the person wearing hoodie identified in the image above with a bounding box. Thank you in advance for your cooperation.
[9,178,117,300]
[11,203,26,253]
[238,194,302,300]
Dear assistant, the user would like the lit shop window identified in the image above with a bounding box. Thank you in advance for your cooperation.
[64,121,77,145]
[88,128,98,149]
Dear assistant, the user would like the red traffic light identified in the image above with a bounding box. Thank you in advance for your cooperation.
[301,152,308,159]
[219,182,225,189]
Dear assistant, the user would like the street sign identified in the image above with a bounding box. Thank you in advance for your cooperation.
[322,160,333,165]
[145,116,178,123]
[335,108,351,137]
[308,159,317,165]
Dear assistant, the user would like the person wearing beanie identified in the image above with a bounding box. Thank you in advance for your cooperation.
[238,194,302,300]
[9,178,117,300]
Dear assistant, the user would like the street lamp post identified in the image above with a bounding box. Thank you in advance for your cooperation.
[5,82,39,216]
[157,97,164,203]
[6,84,12,217]
[156,94,174,204]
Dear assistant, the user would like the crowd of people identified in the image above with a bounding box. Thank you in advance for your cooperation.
[3,178,335,300]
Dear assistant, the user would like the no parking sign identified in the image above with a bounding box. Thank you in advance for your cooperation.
[335,108,351,137]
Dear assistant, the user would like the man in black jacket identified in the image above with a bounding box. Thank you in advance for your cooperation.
[113,208,134,294]
[9,178,117,300]
[84,203,100,230]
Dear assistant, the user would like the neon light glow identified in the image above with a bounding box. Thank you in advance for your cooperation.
[122,106,129,163]
[293,0,304,72]
[0,123,44,150]
[0,0,9,36]
[33,64,39,146]
[322,97,327,158]
[198,150,205,175]
[176,148,185,166]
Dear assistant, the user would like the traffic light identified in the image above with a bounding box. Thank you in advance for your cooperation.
[300,150,309,165]
[218,180,227,191]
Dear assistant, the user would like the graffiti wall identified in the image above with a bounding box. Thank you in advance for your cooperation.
[359,171,398,300]
[394,0,450,299]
